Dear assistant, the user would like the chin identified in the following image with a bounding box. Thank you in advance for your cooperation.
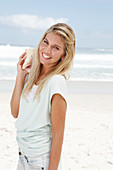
[40,60,47,66]
[40,58,44,64]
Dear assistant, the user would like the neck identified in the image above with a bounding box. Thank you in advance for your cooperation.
[41,65,52,75]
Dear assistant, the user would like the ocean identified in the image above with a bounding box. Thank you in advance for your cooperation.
[0,44,113,81]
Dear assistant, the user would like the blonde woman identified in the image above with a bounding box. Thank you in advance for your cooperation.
[10,23,75,170]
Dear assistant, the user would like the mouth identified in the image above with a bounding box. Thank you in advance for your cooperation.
[42,53,51,60]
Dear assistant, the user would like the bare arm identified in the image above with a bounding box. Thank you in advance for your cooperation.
[48,94,67,170]
[10,52,28,118]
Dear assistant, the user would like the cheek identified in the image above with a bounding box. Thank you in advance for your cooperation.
[54,50,64,58]
[52,52,63,61]
[39,43,46,50]
[39,45,43,51]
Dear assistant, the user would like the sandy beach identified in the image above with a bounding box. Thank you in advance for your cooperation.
[0,79,113,170]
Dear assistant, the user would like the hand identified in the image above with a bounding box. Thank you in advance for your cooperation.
[17,52,28,77]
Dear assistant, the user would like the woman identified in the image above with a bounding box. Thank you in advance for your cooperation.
[10,23,75,170]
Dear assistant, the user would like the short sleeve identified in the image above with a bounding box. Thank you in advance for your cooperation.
[49,75,68,108]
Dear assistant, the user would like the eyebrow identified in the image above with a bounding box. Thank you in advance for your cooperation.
[44,37,62,49]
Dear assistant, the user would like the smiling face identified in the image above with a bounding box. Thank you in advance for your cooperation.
[39,32,65,70]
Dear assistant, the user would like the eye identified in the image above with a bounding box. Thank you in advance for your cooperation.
[54,46,59,50]
[43,40,48,44]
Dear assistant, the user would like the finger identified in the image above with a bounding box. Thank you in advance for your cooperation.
[19,52,26,60]
[19,54,27,63]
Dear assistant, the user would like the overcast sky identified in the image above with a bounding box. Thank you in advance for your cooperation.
[0,0,113,48]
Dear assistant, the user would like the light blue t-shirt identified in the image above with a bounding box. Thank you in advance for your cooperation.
[15,75,68,156]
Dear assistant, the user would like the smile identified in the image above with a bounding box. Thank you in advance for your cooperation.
[42,53,51,59]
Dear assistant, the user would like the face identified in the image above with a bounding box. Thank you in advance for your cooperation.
[39,32,65,69]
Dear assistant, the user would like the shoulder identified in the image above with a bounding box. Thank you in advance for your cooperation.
[48,74,67,96]
[48,75,68,108]
[49,75,66,85]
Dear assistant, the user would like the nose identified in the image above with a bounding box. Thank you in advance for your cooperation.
[45,45,51,54]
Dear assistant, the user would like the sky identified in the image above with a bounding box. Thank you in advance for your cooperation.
[0,0,113,49]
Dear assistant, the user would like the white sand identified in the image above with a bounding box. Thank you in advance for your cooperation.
[62,94,113,170]
[0,80,113,170]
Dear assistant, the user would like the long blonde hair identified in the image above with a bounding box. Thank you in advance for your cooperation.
[23,23,76,101]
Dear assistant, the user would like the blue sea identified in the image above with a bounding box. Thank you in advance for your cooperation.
[0,44,113,81]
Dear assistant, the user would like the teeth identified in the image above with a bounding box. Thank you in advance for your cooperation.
[43,54,51,59]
